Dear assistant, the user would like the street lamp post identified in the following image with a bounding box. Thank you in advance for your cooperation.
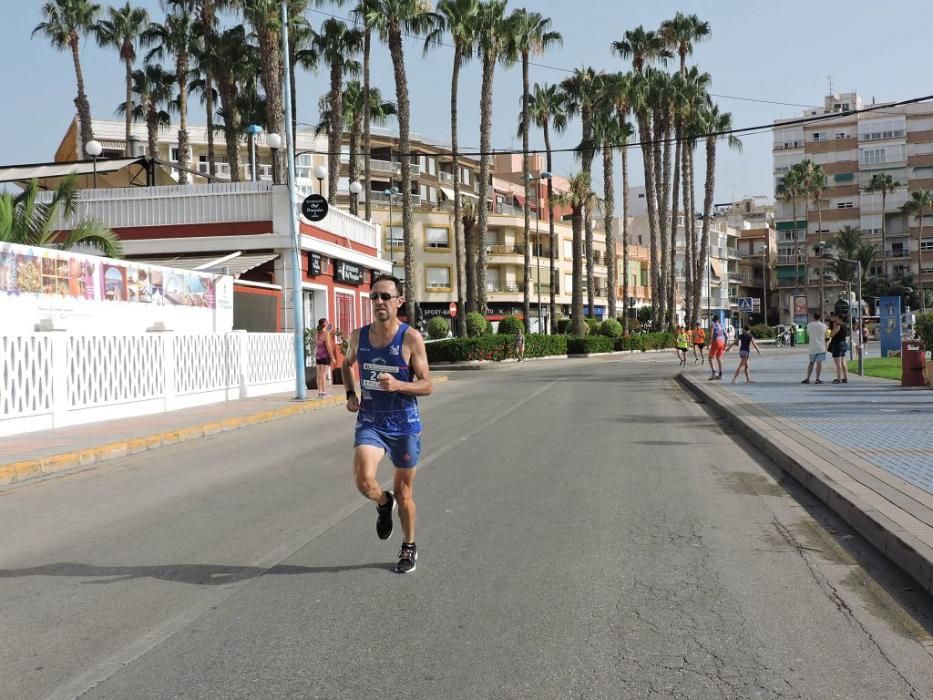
[761,242,769,327]
[85,139,103,188]
[349,180,363,215]
[528,171,552,334]
[313,164,327,196]
[384,186,399,272]
[279,0,306,399]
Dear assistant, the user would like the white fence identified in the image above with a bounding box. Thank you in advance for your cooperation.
[0,332,295,438]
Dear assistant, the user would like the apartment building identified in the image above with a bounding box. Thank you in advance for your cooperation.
[773,92,933,324]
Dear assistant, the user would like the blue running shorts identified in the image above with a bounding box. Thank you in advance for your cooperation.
[354,425,422,468]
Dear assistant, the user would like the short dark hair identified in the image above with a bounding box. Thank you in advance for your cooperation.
[372,274,403,296]
[813,311,822,320]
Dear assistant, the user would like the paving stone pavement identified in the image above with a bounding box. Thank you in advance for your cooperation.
[690,345,933,495]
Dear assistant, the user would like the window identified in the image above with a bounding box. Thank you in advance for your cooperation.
[811,132,823,142]
[391,264,405,280]
[835,132,848,139]
[563,240,573,259]
[386,226,404,246]
[428,186,437,203]
[460,167,471,185]
[425,266,451,290]
[418,155,427,170]
[921,239,933,252]
[428,158,436,176]
[564,273,573,293]
[861,148,886,165]
[419,184,428,201]
[836,201,854,209]
[425,226,450,249]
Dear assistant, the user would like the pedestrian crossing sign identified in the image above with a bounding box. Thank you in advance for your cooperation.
[738,297,754,312]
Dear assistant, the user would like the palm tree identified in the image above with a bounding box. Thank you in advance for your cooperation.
[0,176,122,258]
[592,75,623,318]
[613,27,670,325]
[318,81,396,216]
[552,173,596,336]
[364,0,439,325]
[461,199,478,310]
[351,0,380,222]
[314,19,363,202]
[525,82,566,333]
[425,0,480,336]
[866,172,901,279]
[117,64,174,159]
[474,0,512,315]
[903,189,933,312]
[799,158,827,311]
[34,0,101,150]
[649,68,673,326]
[143,0,197,184]
[776,165,805,301]
[287,1,317,138]
[829,224,863,283]
[693,104,741,327]
[509,9,560,331]
[199,25,260,181]
[95,3,149,154]
[238,0,288,184]
[561,66,599,318]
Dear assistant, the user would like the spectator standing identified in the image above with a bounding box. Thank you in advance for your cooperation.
[829,316,850,383]
[801,311,828,384]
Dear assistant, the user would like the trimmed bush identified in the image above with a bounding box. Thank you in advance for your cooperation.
[568,335,614,354]
[915,312,933,351]
[598,318,623,338]
[426,333,567,363]
[465,311,487,337]
[426,316,450,340]
[498,315,525,334]
[557,317,573,334]
[613,331,677,352]
[749,323,774,339]
[584,318,600,334]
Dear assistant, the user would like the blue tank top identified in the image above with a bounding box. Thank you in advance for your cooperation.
[356,323,422,436]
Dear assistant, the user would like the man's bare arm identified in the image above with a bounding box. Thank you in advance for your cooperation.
[380,328,433,396]
[343,329,361,397]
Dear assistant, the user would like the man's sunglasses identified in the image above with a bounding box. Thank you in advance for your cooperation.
[369,292,400,302]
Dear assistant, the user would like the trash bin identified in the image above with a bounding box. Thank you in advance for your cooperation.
[901,340,927,387]
[797,327,808,345]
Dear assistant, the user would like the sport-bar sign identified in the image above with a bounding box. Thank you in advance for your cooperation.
[335,260,363,285]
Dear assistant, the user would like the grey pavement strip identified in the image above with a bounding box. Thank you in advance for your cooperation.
[679,369,933,596]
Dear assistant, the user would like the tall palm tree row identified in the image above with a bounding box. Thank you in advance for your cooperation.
[510,9,560,330]
[116,63,174,159]
[525,82,566,332]
[903,189,933,312]
[798,158,827,311]
[866,172,902,278]
[34,0,101,151]
[426,0,480,332]
[552,173,595,336]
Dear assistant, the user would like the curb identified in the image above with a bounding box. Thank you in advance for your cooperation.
[432,347,675,369]
[1,376,449,488]
[677,372,933,596]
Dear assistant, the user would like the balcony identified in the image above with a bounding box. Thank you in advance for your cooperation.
[487,244,523,256]
[439,171,454,184]
[365,158,421,178]
[369,190,422,206]
[886,249,911,259]
[487,282,524,293]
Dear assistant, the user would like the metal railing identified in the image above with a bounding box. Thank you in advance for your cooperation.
[487,244,523,255]
[487,282,523,293]
[438,171,454,184]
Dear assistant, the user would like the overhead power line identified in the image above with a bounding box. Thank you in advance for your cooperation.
[293,93,933,160]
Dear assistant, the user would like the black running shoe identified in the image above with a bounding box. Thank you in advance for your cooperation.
[396,543,417,574]
[376,491,395,540]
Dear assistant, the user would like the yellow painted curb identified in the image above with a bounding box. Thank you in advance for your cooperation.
[0,376,448,488]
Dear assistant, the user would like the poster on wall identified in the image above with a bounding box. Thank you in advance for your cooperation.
[793,294,808,325]
[102,263,127,302]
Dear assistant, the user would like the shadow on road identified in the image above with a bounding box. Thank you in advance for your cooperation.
[0,561,393,585]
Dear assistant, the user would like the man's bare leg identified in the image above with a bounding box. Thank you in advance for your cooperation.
[394,467,417,543]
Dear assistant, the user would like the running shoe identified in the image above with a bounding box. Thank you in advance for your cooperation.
[396,543,417,574]
[376,491,395,540]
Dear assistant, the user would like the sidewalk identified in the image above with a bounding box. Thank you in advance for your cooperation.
[679,347,933,596]
[0,376,448,487]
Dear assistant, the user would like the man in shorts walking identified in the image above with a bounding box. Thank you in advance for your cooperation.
[801,311,828,384]
[343,275,433,573]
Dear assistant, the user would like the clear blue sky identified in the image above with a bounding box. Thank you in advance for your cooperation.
[4,0,933,201]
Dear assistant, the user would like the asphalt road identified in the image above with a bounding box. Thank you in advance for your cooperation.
[2,352,933,699]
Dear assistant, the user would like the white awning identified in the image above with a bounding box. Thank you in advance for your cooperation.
[440,185,479,201]
[0,158,143,182]
[131,252,279,279]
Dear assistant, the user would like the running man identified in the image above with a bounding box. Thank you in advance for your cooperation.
[343,275,433,574]
[675,326,690,367]
[708,318,727,380]
[727,325,761,383]
[692,322,706,364]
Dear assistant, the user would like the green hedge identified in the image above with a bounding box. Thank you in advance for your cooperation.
[598,318,623,337]
[498,315,525,334]
[749,323,774,338]
[915,312,933,351]
[465,311,487,337]
[426,333,567,363]
[614,331,676,352]
[426,316,450,340]
[567,336,614,354]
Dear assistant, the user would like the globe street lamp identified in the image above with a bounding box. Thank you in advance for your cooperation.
[349,180,363,215]
[266,132,282,184]
[85,139,103,188]
[527,171,553,333]
[313,164,327,197]
[246,124,263,182]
